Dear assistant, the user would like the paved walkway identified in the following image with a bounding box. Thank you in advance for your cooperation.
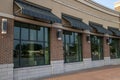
[38,65,120,80]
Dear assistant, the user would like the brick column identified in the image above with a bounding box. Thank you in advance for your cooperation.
[50,27,64,74]
[50,28,63,61]
[103,36,110,65]
[82,33,92,68]
[0,17,14,80]
[103,36,110,57]
[82,33,91,58]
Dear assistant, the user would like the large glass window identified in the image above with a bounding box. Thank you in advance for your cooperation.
[91,35,104,60]
[63,31,82,63]
[14,21,50,68]
[21,23,29,40]
[110,38,120,59]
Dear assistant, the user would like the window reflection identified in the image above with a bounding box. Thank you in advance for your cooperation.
[21,27,29,40]
[63,31,82,63]
[30,25,37,41]
[14,27,20,39]
[14,40,20,68]
[14,21,50,68]
[45,28,48,42]
[38,27,43,41]
[91,35,103,60]
[110,38,120,59]
[45,43,50,64]
[20,42,45,67]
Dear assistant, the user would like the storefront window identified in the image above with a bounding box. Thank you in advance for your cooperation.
[30,25,37,41]
[14,21,50,68]
[14,26,20,39]
[38,27,44,41]
[110,38,120,59]
[91,35,103,60]
[63,31,82,63]
[21,23,29,40]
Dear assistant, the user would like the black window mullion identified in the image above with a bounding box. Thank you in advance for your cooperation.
[79,34,82,61]
[98,37,100,60]
[43,28,45,64]
[76,33,79,61]
[91,35,94,60]
[118,41,120,58]
[98,37,101,60]
[73,32,75,44]
[116,39,119,58]
[36,29,38,41]
[116,43,118,58]
[28,24,30,40]
[48,29,50,64]
[64,34,67,63]
[69,34,71,63]
[63,34,65,63]
[69,34,71,44]
[35,26,37,41]
[19,25,22,67]
[101,37,104,59]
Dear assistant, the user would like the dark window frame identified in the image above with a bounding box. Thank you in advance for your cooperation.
[63,30,83,63]
[91,35,104,61]
[110,38,120,59]
[14,21,50,68]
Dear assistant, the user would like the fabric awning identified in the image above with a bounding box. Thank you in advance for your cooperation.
[15,1,61,23]
[89,23,112,35]
[108,27,120,36]
[62,14,92,31]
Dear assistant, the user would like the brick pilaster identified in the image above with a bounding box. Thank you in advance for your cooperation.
[50,28,63,61]
[82,33,91,58]
[0,17,14,64]
[103,36,110,57]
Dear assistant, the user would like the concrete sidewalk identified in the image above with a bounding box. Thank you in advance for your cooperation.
[35,65,120,80]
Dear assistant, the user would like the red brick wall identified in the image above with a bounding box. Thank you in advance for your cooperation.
[0,17,14,64]
[0,17,112,64]
[50,28,63,61]
[103,37,110,57]
[82,33,91,58]
[82,34,110,59]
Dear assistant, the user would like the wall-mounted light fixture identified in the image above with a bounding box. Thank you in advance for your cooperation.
[106,37,112,44]
[1,18,8,34]
[57,29,62,40]
[86,34,91,43]
[84,30,91,43]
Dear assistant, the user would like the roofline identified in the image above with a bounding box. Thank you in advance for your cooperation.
[114,1,120,8]
[76,0,120,17]
[114,1,120,4]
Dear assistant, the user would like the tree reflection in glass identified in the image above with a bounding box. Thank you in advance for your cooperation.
[91,35,103,60]
[63,31,82,63]
[14,21,50,68]
[110,38,120,59]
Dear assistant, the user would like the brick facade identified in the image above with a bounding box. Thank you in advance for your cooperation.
[0,17,13,64]
[50,28,64,61]
[0,0,120,79]
[82,33,91,58]
[103,36,110,57]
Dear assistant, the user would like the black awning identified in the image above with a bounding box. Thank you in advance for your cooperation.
[89,23,112,35]
[108,27,120,36]
[15,1,61,23]
[62,14,92,31]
